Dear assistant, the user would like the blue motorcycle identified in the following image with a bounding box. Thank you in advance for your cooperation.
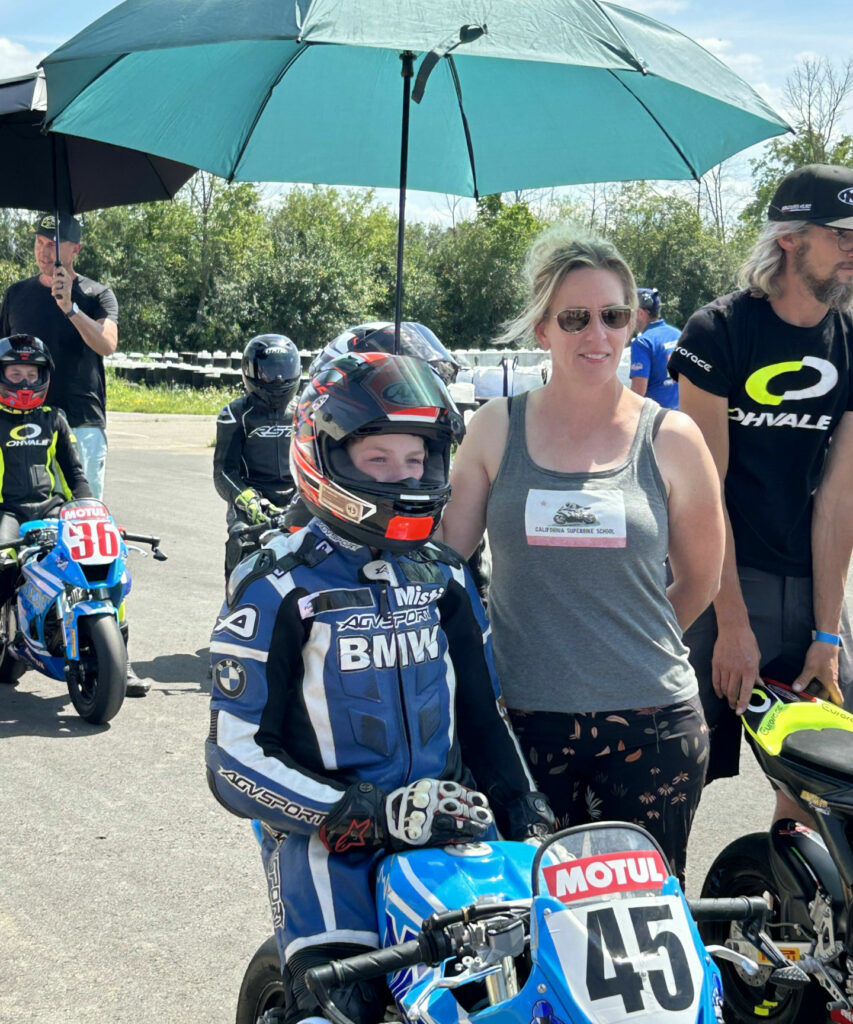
[0,497,165,723]
[238,822,806,1024]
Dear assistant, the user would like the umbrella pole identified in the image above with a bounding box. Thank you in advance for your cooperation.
[394,52,415,355]
[51,134,62,264]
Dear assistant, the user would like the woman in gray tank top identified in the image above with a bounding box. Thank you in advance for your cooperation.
[441,224,724,881]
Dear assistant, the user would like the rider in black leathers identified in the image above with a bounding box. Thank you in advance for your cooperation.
[213,334,302,578]
[0,334,91,601]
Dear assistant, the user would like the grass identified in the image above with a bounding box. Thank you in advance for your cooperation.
[105,367,242,415]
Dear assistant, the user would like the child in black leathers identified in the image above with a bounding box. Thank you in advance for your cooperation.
[213,333,302,578]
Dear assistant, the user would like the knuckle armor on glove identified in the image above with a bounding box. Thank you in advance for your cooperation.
[319,781,388,854]
[385,779,493,850]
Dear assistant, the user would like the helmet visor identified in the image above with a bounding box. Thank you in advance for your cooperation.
[256,348,300,383]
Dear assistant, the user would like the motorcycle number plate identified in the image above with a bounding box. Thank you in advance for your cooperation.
[545,894,704,1023]
[63,519,122,564]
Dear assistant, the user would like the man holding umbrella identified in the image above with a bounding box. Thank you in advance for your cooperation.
[0,212,149,696]
[0,212,116,496]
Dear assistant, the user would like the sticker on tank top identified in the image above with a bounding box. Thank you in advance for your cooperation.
[525,489,626,547]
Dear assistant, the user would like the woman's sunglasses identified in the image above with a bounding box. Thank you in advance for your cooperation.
[553,306,632,333]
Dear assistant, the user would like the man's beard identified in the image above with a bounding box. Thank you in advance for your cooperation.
[793,240,853,309]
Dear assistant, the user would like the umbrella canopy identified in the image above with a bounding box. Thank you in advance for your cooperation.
[41,0,790,197]
[0,70,195,214]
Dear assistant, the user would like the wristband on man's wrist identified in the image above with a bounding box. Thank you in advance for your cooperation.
[813,629,842,647]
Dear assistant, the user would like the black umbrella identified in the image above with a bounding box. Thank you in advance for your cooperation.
[0,70,195,255]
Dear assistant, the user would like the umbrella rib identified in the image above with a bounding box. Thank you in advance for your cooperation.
[229,43,310,182]
[446,56,479,200]
[607,70,700,180]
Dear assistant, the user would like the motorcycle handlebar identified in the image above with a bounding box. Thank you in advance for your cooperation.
[687,896,768,923]
[119,530,168,561]
[228,514,288,542]
[305,938,428,995]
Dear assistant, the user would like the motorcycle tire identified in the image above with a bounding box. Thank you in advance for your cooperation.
[0,601,25,685]
[67,615,127,724]
[235,935,286,1024]
[700,832,827,1024]
[0,643,25,684]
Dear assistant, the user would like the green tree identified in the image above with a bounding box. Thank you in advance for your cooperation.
[741,57,853,230]
[606,182,746,326]
[424,197,542,348]
[260,186,397,348]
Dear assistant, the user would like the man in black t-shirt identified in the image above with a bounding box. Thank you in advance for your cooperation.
[0,213,149,697]
[0,213,117,500]
[669,164,853,819]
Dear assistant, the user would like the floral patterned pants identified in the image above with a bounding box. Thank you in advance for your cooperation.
[508,696,708,883]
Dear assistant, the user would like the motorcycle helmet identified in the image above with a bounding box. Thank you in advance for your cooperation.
[636,288,662,317]
[308,322,464,386]
[0,334,53,410]
[291,352,465,551]
[241,334,302,410]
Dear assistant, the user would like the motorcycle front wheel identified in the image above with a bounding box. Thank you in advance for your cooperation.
[235,935,285,1024]
[700,832,827,1024]
[67,615,127,724]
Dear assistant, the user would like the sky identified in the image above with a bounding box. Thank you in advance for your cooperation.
[1,0,852,222]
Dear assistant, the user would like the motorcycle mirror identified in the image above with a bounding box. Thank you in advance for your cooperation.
[152,547,168,562]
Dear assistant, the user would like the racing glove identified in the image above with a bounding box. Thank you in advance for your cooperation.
[319,779,494,854]
[505,791,556,841]
[386,779,494,850]
[234,487,269,526]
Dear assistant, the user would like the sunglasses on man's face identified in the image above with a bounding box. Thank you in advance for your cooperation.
[552,306,633,334]
[815,224,853,253]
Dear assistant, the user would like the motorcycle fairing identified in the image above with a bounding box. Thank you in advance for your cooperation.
[378,841,535,1021]
[11,507,132,679]
[742,683,853,758]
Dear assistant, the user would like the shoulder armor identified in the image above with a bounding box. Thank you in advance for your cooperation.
[411,540,464,568]
[226,528,333,608]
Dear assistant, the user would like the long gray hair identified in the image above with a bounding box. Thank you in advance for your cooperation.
[497,223,637,348]
[737,220,809,299]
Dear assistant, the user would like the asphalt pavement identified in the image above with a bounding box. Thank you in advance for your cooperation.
[0,411,775,1024]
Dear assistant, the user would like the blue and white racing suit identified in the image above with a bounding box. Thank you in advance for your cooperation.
[630,318,681,408]
[205,519,542,966]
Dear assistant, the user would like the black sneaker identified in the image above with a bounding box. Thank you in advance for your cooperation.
[126,662,151,697]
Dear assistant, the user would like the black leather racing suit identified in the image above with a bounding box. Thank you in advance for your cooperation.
[0,404,92,602]
[213,393,297,509]
[213,393,297,576]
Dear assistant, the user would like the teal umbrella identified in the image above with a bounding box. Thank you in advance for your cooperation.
[41,0,791,337]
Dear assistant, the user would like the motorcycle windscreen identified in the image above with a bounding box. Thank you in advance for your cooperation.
[533,824,709,1023]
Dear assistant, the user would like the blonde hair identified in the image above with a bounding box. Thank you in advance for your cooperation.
[497,223,637,347]
[737,220,809,299]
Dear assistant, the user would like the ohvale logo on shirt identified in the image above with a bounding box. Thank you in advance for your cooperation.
[731,356,838,431]
[6,423,49,447]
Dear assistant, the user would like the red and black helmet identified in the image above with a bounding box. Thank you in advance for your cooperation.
[0,334,53,411]
[241,334,302,410]
[308,322,464,386]
[291,352,465,552]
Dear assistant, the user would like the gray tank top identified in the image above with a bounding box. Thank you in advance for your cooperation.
[486,393,696,713]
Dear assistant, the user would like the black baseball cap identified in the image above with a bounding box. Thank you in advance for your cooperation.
[637,288,661,314]
[35,212,83,244]
[768,164,853,228]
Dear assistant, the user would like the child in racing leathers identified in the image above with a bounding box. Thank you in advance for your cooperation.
[0,334,91,605]
[213,333,302,579]
[205,352,553,1024]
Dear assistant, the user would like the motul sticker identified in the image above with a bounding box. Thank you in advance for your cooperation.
[543,850,668,902]
[60,503,110,520]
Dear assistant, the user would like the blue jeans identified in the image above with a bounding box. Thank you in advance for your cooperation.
[74,426,108,499]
